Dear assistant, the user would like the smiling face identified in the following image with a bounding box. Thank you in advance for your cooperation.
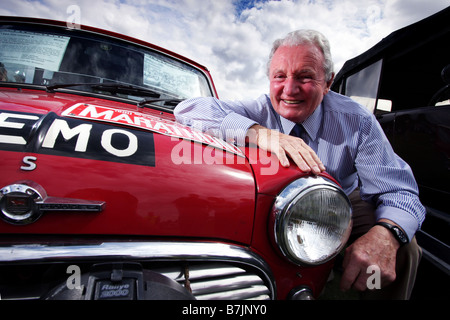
[269,44,333,123]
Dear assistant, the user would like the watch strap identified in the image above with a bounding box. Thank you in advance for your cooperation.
[375,221,409,246]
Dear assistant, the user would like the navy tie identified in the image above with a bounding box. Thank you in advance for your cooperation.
[289,124,303,137]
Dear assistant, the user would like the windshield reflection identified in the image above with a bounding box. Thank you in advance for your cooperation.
[0,25,213,107]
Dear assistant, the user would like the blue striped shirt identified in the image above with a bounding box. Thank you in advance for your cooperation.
[174,91,425,240]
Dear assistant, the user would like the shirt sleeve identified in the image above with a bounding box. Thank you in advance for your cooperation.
[174,95,276,146]
[355,115,426,241]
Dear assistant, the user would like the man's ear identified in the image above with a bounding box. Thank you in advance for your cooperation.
[324,73,335,94]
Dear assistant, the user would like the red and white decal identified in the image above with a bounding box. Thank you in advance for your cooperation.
[62,103,245,157]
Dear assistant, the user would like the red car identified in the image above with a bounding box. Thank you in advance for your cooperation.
[0,16,352,300]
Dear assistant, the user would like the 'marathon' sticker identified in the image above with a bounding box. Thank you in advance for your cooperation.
[63,103,244,157]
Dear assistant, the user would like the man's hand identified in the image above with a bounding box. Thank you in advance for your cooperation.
[340,219,401,292]
[247,124,325,174]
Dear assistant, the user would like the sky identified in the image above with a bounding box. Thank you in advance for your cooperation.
[1,0,449,100]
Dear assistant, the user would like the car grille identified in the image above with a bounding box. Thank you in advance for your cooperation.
[0,241,275,300]
[154,262,272,300]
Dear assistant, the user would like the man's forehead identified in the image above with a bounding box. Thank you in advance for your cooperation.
[269,44,324,73]
[273,43,322,59]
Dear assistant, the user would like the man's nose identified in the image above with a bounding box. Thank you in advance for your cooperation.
[283,77,300,95]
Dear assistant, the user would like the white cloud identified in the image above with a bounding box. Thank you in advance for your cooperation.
[1,0,449,100]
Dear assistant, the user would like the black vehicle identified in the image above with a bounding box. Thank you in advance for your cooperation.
[331,6,450,298]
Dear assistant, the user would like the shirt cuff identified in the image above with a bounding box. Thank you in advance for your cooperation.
[220,112,258,146]
[375,206,419,242]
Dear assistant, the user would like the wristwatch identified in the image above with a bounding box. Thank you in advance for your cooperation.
[375,221,409,246]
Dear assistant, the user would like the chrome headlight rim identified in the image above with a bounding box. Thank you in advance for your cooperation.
[271,175,352,266]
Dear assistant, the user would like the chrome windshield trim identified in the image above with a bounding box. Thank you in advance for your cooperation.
[0,241,275,298]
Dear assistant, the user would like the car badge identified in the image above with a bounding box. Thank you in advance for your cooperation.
[0,181,105,225]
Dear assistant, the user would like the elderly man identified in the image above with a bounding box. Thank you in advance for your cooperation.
[174,29,424,299]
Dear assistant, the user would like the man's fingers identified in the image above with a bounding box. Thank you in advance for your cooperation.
[340,245,373,292]
[280,138,325,174]
[252,126,325,173]
[311,151,326,172]
[340,246,360,291]
[275,149,290,168]
[281,143,315,172]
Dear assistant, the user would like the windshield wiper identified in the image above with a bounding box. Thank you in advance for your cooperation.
[46,82,97,92]
[137,97,184,108]
[45,82,183,108]
[46,82,160,98]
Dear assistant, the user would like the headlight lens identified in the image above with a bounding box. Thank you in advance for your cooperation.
[272,176,352,266]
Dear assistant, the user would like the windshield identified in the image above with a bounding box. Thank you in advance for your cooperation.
[0,23,214,107]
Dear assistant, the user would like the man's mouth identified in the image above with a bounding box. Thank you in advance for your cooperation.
[282,100,303,105]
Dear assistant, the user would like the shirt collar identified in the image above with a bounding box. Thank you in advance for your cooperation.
[280,102,323,141]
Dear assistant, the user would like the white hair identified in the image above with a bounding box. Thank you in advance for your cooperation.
[267,29,335,82]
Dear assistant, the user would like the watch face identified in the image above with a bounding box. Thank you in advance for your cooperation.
[392,226,408,244]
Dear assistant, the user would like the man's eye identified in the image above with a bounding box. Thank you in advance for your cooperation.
[298,76,314,83]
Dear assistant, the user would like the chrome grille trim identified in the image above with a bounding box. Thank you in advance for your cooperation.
[155,263,271,300]
[0,241,276,300]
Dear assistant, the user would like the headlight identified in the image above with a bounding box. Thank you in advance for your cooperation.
[271,176,352,266]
